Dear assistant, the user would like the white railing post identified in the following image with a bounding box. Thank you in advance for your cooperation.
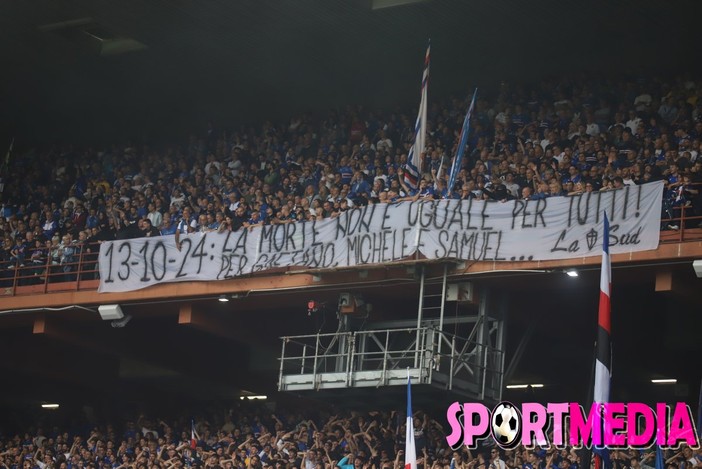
[278,338,287,391]
[414,267,425,367]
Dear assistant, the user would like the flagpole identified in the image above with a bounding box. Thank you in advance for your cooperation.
[590,213,612,469]
[405,367,417,469]
[447,89,477,195]
[434,155,445,191]
[579,345,596,469]
[403,41,430,191]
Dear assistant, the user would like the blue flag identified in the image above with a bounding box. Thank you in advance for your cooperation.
[405,373,416,469]
[593,447,611,469]
[447,89,477,194]
[655,446,664,469]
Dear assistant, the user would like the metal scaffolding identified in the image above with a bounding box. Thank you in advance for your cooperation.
[277,264,506,401]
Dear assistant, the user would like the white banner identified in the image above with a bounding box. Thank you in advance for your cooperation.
[98,181,664,293]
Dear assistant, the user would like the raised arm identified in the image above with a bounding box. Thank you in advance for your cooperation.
[397,168,412,195]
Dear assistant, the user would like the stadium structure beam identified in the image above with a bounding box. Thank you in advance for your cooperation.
[655,270,673,292]
[2,272,322,309]
[176,301,282,391]
[177,302,257,342]
[368,315,479,329]
[455,241,702,276]
[503,320,536,384]
[1,241,701,313]
[2,267,419,310]
[653,270,702,304]
[31,313,248,399]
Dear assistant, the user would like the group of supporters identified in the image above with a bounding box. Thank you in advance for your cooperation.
[2,74,702,280]
[0,406,699,469]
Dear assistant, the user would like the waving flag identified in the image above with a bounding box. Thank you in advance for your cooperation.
[405,374,417,469]
[403,42,430,190]
[447,89,477,194]
[594,213,611,404]
[190,419,197,449]
[593,213,612,469]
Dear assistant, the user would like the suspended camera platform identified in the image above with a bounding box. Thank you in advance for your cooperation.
[278,265,506,402]
[278,326,503,401]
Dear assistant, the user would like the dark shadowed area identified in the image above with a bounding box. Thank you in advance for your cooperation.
[1,0,701,145]
[0,261,699,430]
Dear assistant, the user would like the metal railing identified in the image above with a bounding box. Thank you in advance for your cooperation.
[278,326,504,400]
[661,206,702,243]
[2,209,702,297]
[0,242,101,296]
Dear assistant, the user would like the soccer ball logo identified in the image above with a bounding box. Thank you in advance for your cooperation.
[491,402,521,448]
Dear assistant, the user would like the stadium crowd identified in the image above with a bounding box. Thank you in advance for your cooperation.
[0,406,699,469]
[2,74,702,281]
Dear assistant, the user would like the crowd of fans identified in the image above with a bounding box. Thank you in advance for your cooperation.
[0,406,699,469]
[2,74,702,281]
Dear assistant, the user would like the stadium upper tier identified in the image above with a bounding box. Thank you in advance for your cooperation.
[1,74,702,299]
